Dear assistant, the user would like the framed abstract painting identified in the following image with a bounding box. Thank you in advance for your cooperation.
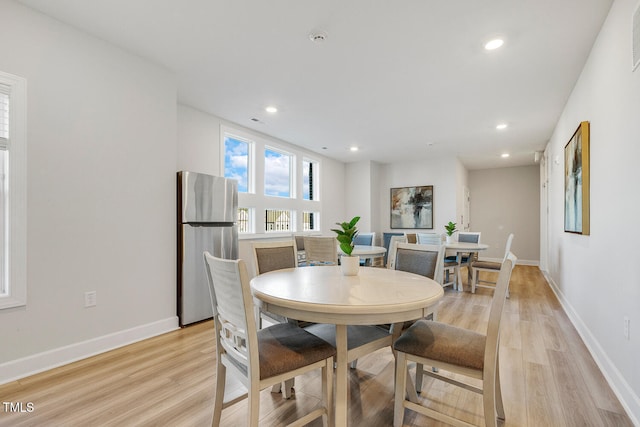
[390,185,433,229]
[564,121,590,235]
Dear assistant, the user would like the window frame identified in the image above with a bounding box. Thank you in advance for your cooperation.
[222,132,254,194]
[303,158,319,201]
[264,145,294,199]
[0,71,27,310]
[220,125,322,238]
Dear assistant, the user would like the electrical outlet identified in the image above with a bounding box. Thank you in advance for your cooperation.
[84,291,97,308]
[624,316,630,340]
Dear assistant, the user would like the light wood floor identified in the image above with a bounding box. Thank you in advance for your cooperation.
[0,266,633,426]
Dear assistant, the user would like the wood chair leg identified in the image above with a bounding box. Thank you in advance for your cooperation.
[394,352,408,427]
[415,363,424,393]
[322,360,333,427]
[248,383,260,427]
[212,362,226,427]
[282,378,294,399]
[496,356,505,420]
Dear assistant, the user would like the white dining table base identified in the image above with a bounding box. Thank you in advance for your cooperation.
[250,266,443,427]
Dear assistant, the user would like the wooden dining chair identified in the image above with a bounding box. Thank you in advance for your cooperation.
[386,235,408,269]
[393,252,517,427]
[471,233,514,297]
[293,234,307,265]
[390,242,445,392]
[354,232,376,266]
[446,231,482,286]
[303,236,338,266]
[252,240,298,325]
[383,232,405,266]
[203,252,335,427]
[415,233,457,288]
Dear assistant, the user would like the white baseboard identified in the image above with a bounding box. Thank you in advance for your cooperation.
[542,271,640,426]
[0,316,179,385]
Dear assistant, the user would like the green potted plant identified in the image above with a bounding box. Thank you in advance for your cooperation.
[331,216,360,275]
[444,221,457,243]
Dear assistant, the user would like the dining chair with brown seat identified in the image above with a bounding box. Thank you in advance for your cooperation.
[386,235,407,269]
[293,234,306,266]
[252,240,299,326]
[445,231,482,287]
[203,252,335,427]
[471,233,514,297]
[389,242,445,392]
[303,236,338,266]
[252,240,303,397]
[416,233,457,289]
[393,252,517,427]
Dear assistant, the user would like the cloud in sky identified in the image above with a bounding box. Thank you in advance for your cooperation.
[265,149,290,197]
[224,137,248,192]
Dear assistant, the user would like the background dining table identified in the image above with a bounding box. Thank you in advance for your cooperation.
[250,265,443,427]
[444,241,489,290]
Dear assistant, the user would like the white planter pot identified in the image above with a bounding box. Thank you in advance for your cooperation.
[340,255,360,276]
[446,235,454,244]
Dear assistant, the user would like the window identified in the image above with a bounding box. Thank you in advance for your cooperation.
[265,209,291,232]
[264,147,292,198]
[303,159,318,201]
[223,135,251,193]
[221,125,321,236]
[303,212,319,231]
[237,207,251,233]
[0,71,27,309]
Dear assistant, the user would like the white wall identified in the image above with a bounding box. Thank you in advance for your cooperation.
[469,166,540,263]
[376,156,459,236]
[544,0,640,421]
[0,0,177,379]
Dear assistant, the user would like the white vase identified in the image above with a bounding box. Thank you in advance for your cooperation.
[340,255,360,276]
[446,235,454,244]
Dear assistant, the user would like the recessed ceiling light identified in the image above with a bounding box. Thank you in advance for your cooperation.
[350,146,359,152]
[496,123,508,130]
[309,32,327,43]
[484,38,504,50]
[265,106,278,113]
[501,153,510,158]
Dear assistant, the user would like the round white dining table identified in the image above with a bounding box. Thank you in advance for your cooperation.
[338,244,387,266]
[444,242,489,290]
[250,266,443,427]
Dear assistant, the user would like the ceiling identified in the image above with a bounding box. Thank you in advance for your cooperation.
[18,0,613,169]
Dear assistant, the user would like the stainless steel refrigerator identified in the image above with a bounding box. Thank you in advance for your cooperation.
[177,171,238,326]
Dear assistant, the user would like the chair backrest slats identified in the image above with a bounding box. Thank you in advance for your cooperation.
[303,236,338,265]
[353,232,375,246]
[502,233,515,261]
[417,232,442,245]
[203,253,258,371]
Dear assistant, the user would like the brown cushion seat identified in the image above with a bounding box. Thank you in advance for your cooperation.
[258,322,336,379]
[393,319,485,370]
[471,260,501,270]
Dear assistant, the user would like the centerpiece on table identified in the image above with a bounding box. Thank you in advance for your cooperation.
[331,216,360,276]
[444,221,457,244]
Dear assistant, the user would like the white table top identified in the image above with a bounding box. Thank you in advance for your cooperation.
[251,265,442,324]
[445,242,489,251]
[339,244,387,257]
